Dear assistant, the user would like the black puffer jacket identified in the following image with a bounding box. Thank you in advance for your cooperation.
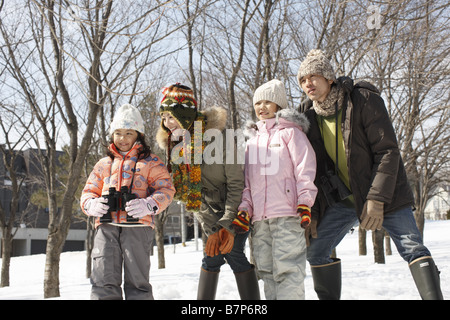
[299,77,414,226]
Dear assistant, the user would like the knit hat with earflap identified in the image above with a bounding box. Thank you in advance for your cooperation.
[160,83,198,131]
[253,79,288,109]
[297,49,336,84]
[110,103,145,135]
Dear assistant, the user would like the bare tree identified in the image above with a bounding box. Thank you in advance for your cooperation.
[0,105,34,287]
[0,0,184,298]
[364,1,450,236]
[198,0,263,128]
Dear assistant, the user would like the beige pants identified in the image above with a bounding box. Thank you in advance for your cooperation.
[90,224,155,300]
[252,216,307,300]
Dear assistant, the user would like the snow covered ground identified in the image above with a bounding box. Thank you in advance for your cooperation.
[0,220,448,300]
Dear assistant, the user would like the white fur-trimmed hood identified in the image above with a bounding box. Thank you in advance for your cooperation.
[244,108,310,138]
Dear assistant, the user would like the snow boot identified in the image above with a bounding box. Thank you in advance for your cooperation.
[409,256,443,300]
[310,258,341,300]
[234,265,260,300]
[197,268,219,300]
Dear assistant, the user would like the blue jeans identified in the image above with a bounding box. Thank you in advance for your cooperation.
[307,202,431,266]
[202,231,253,273]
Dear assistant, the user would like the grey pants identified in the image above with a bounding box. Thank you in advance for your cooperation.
[90,224,155,300]
[252,216,307,300]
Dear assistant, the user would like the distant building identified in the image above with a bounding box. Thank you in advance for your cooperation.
[0,147,87,256]
[0,147,194,257]
[424,185,450,220]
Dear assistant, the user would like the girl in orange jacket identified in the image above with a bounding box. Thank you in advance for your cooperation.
[80,104,175,299]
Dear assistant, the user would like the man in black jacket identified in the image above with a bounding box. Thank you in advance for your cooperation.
[297,49,443,300]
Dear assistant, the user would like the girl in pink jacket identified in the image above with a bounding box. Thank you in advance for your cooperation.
[239,79,317,300]
[80,104,175,299]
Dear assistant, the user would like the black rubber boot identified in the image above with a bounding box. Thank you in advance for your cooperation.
[409,256,444,300]
[310,258,341,300]
[197,268,220,300]
[234,265,261,300]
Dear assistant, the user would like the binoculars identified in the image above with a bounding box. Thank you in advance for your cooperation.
[100,186,139,223]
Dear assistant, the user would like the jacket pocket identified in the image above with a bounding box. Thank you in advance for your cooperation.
[201,183,226,202]
[285,178,297,207]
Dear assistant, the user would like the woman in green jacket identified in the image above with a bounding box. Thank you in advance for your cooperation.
[156,83,260,300]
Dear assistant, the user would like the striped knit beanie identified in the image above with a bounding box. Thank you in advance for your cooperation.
[159,83,198,131]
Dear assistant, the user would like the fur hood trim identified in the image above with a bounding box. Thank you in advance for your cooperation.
[156,106,228,150]
[244,108,310,138]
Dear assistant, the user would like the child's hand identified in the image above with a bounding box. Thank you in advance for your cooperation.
[125,197,159,218]
[231,211,250,234]
[84,197,109,217]
[297,204,311,229]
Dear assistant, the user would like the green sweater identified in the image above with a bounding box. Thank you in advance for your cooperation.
[317,110,354,205]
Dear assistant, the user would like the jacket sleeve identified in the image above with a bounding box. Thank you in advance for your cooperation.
[216,136,245,232]
[80,159,107,215]
[360,90,400,204]
[286,128,318,208]
[146,156,175,213]
[238,142,254,217]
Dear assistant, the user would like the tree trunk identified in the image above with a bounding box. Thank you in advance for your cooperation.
[44,231,64,298]
[0,231,12,287]
[372,229,385,264]
[154,215,166,269]
[385,233,392,256]
[228,0,253,130]
[359,227,367,255]
[414,207,425,239]
[85,218,95,278]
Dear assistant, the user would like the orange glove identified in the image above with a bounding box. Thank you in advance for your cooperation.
[205,231,220,257]
[218,228,234,254]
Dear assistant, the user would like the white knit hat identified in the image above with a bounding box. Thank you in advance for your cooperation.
[110,103,145,135]
[253,79,288,109]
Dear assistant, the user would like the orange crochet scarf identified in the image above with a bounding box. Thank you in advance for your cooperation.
[168,113,205,212]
